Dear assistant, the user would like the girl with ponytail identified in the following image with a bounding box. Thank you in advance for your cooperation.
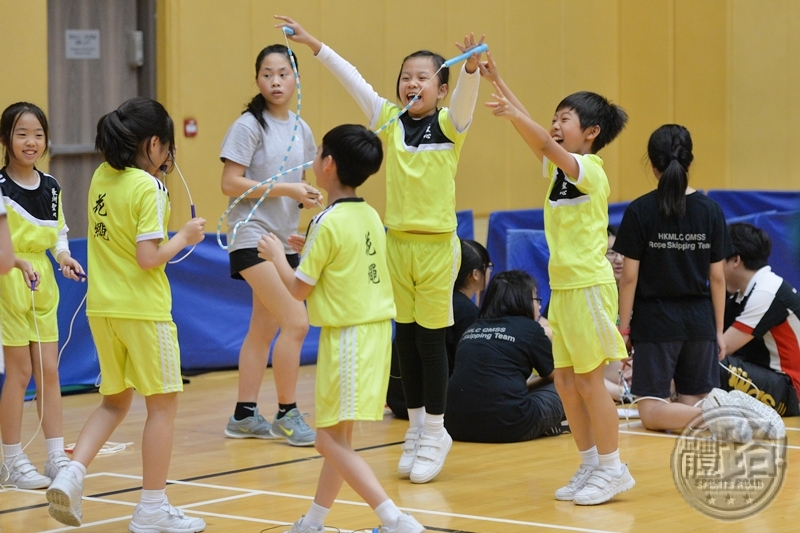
[613,124,733,435]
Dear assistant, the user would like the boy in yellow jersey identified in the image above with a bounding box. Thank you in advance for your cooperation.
[258,124,424,533]
[483,53,633,505]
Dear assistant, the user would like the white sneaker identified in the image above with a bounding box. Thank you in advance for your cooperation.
[128,502,206,533]
[727,389,786,439]
[409,430,452,484]
[702,388,753,442]
[3,453,52,489]
[573,465,635,505]
[397,427,421,476]
[46,469,83,526]
[554,463,596,501]
[284,517,324,533]
[379,513,425,533]
[44,451,71,480]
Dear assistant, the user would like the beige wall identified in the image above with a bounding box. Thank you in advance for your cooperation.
[0,0,49,172]
[2,1,798,232]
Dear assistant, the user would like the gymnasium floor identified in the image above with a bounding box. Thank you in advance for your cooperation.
[1,367,797,532]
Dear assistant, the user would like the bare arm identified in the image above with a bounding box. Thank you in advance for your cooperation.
[221,160,321,208]
[617,257,640,348]
[478,51,530,118]
[709,260,727,359]
[136,217,206,270]
[257,232,313,301]
[0,215,15,274]
[485,82,581,177]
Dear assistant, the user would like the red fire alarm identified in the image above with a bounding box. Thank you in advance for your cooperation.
[184,118,198,137]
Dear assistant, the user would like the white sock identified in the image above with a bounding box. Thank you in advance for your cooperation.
[375,499,403,530]
[422,413,445,438]
[46,437,65,457]
[2,443,22,465]
[407,407,425,431]
[140,488,167,510]
[579,446,599,466]
[66,461,87,485]
[598,449,622,474]
[300,501,330,529]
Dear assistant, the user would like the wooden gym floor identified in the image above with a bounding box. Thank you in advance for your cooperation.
[1,367,798,533]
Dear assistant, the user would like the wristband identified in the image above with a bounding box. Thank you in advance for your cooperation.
[618,326,631,336]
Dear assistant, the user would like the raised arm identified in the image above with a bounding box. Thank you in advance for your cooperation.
[448,33,484,132]
[478,51,530,118]
[276,15,383,123]
[485,82,582,177]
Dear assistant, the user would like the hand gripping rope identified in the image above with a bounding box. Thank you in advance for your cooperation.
[215,33,488,250]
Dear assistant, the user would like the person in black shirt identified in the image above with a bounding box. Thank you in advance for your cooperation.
[445,270,563,442]
[614,125,732,432]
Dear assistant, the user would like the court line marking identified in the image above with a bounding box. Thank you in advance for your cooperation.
[45,472,620,533]
[619,429,800,449]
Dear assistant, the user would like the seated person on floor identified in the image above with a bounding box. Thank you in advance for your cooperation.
[445,270,565,443]
[719,222,800,417]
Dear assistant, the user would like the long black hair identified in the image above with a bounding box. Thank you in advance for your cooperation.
[647,124,694,218]
[0,102,49,166]
[95,97,174,171]
[455,239,490,291]
[246,44,297,131]
[479,270,538,321]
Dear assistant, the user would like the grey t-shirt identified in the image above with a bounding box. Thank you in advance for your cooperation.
[220,111,316,252]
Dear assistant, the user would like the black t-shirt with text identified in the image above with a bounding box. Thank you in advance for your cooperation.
[614,191,733,341]
[446,316,554,441]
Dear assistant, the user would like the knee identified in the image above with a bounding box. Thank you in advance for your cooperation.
[102,393,133,417]
[281,316,309,340]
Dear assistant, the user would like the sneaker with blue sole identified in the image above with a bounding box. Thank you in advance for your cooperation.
[270,408,316,446]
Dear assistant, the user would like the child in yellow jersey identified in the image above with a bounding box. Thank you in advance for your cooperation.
[0,102,85,490]
[483,53,634,505]
[46,98,207,533]
[278,14,484,484]
[258,125,424,533]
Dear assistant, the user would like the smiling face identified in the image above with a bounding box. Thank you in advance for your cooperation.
[256,52,297,113]
[6,112,46,169]
[550,107,597,155]
[396,56,447,118]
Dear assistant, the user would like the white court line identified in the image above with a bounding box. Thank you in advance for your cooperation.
[619,429,800,449]
[48,472,621,533]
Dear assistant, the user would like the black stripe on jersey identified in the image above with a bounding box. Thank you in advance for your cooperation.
[398,110,454,152]
[149,174,167,193]
[548,168,588,207]
[0,167,61,221]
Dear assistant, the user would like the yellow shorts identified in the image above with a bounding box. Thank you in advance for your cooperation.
[1,253,59,346]
[88,316,183,396]
[549,284,627,374]
[387,230,460,329]
[315,320,392,428]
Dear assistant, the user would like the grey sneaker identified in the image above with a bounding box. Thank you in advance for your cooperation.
[225,408,279,439]
[44,451,71,480]
[3,453,52,489]
[46,469,83,526]
[284,517,324,533]
[128,502,206,533]
[270,408,316,446]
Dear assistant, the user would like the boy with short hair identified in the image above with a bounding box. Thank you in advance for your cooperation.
[482,52,633,505]
[721,222,800,416]
[257,124,424,533]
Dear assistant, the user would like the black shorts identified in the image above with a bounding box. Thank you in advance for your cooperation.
[720,354,800,417]
[630,340,719,398]
[229,248,299,280]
